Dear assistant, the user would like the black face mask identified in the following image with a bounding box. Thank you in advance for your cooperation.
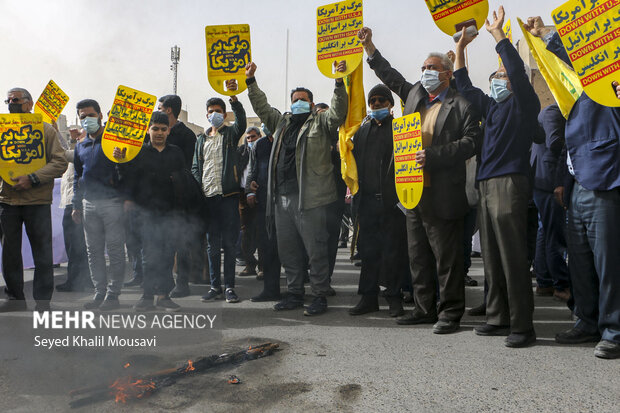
[8,103,25,113]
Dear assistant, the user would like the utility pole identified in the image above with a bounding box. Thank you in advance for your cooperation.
[170,45,180,95]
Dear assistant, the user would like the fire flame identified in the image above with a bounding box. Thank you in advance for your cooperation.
[185,360,195,372]
[123,363,130,369]
[109,377,156,403]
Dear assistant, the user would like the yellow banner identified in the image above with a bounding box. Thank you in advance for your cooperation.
[34,79,69,124]
[518,18,583,118]
[316,0,363,78]
[425,0,489,35]
[0,114,46,184]
[392,113,423,209]
[552,0,620,107]
[205,24,251,96]
[101,86,155,163]
[338,64,365,195]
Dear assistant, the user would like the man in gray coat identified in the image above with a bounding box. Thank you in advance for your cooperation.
[244,61,348,316]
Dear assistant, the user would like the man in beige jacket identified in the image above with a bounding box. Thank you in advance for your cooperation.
[0,87,68,312]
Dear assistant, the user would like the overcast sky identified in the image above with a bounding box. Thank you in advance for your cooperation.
[1,0,559,128]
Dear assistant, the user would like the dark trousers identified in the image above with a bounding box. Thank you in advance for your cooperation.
[124,208,143,280]
[327,199,345,280]
[206,195,240,290]
[567,183,620,344]
[406,193,465,321]
[257,206,281,295]
[358,195,407,298]
[463,207,477,275]
[478,175,534,333]
[139,210,175,297]
[239,191,260,269]
[0,203,53,301]
[62,206,90,288]
[174,212,205,286]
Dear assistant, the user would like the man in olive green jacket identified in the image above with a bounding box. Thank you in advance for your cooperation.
[0,87,68,312]
[244,61,347,316]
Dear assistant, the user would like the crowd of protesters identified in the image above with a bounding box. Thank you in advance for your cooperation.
[1,7,619,359]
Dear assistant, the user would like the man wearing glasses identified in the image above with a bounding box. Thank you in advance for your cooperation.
[0,88,68,312]
[358,27,482,334]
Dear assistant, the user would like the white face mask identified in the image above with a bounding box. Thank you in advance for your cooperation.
[420,69,447,93]
[80,116,100,135]
[208,112,225,128]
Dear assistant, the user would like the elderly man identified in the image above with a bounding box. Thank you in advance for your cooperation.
[358,27,481,333]
[0,87,68,312]
[244,60,348,316]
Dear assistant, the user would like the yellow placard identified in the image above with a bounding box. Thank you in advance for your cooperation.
[425,0,489,36]
[205,24,251,96]
[34,79,69,124]
[552,0,620,107]
[0,114,46,184]
[499,19,513,65]
[392,113,423,210]
[101,86,156,163]
[316,0,363,78]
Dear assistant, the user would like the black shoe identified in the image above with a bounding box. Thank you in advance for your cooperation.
[201,288,222,301]
[170,285,190,298]
[99,296,120,311]
[326,287,337,296]
[0,299,27,312]
[134,297,155,312]
[594,340,620,359]
[555,327,601,344]
[474,323,510,336]
[402,291,414,304]
[225,288,240,303]
[349,296,379,316]
[83,294,105,309]
[304,296,327,316]
[468,303,486,316]
[274,294,304,311]
[535,286,554,296]
[471,251,481,258]
[385,296,404,317]
[55,281,75,292]
[505,330,536,348]
[250,291,282,302]
[124,277,143,287]
[396,311,438,325]
[433,319,460,334]
[34,301,51,312]
[156,296,181,312]
[464,275,478,287]
[354,261,362,267]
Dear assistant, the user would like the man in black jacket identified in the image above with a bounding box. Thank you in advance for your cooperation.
[349,84,407,317]
[359,27,482,334]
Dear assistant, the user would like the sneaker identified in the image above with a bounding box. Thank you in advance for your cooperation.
[99,296,120,311]
[464,275,478,287]
[274,294,304,311]
[201,288,222,302]
[304,296,327,316]
[134,297,155,312]
[83,294,105,309]
[156,296,181,312]
[594,340,620,359]
[225,288,240,303]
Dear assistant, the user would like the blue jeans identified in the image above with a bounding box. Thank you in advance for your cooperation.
[205,195,240,290]
[567,183,620,343]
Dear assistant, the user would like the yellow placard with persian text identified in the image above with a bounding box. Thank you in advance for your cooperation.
[0,114,46,184]
[101,86,155,163]
[499,19,513,66]
[425,0,489,36]
[205,24,251,96]
[316,0,363,78]
[392,113,423,210]
[552,0,620,107]
[34,80,69,124]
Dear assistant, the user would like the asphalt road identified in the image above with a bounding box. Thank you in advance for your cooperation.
[1,250,618,412]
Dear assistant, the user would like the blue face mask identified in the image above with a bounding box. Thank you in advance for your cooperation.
[247,141,255,149]
[208,112,225,128]
[368,108,390,121]
[291,100,311,114]
[81,116,100,135]
[490,78,512,103]
[420,69,445,93]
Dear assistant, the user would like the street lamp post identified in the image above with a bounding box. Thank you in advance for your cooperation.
[170,45,180,95]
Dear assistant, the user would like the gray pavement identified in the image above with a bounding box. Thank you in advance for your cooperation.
[0,250,618,412]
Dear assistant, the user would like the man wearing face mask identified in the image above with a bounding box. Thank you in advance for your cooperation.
[0,88,67,312]
[453,6,543,347]
[358,27,481,334]
[348,84,408,317]
[192,83,246,304]
[72,99,126,311]
[244,60,348,316]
